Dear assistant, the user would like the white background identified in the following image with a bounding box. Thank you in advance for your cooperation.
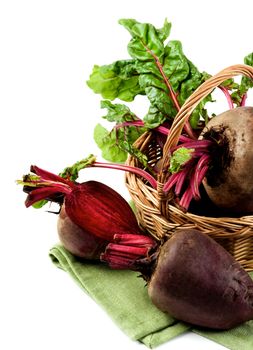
[1,0,253,349]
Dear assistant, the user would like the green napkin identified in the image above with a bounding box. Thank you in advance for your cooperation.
[49,245,253,349]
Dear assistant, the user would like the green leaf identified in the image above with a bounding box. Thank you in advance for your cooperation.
[139,73,167,91]
[145,86,177,117]
[134,60,160,76]
[60,154,97,181]
[143,106,166,129]
[32,199,48,209]
[87,61,143,102]
[119,18,171,44]
[95,101,147,162]
[94,123,128,163]
[119,140,148,168]
[94,116,146,163]
[177,61,212,128]
[190,96,212,128]
[128,199,137,213]
[119,19,166,61]
[170,147,194,174]
[100,100,137,122]
[222,78,239,90]
[163,41,190,90]
[157,18,172,42]
[244,52,253,65]
[241,52,253,93]
[178,61,204,102]
[231,52,253,105]
[87,65,121,100]
[117,18,138,35]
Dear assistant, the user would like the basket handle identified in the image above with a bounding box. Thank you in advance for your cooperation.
[161,64,253,171]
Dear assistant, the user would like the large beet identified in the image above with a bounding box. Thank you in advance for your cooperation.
[201,106,253,214]
[148,229,253,329]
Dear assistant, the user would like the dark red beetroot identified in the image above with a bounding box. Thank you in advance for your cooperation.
[24,166,142,239]
[21,165,145,259]
[102,229,253,329]
[57,204,107,259]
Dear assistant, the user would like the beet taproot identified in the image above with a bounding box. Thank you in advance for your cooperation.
[148,229,253,329]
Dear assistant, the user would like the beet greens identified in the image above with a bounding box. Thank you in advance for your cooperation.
[86,18,253,211]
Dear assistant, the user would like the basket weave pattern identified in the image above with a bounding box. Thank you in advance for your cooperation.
[125,64,253,271]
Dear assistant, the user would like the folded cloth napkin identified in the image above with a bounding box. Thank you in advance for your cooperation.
[49,245,253,349]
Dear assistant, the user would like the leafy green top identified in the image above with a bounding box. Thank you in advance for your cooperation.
[87,18,253,163]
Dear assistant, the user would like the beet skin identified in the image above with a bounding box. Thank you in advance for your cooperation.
[57,204,107,259]
[202,106,253,214]
[148,229,253,329]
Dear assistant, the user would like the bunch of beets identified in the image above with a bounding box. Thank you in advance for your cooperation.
[18,18,253,331]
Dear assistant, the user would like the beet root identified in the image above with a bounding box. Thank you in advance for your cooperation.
[148,229,253,329]
[201,106,253,214]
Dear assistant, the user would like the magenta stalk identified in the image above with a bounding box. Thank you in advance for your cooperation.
[218,86,234,109]
[163,140,211,211]
[91,162,157,189]
[116,120,193,143]
[100,232,157,270]
[240,93,247,107]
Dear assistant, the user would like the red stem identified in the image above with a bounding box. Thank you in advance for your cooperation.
[190,173,200,200]
[25,185,71,208]
[163,172,181,192]
[163,144,211,210]
[105,243,149,258]
[240,93,247,106]
[113,233,155,247]
[92,162,157,189]
[175,169,190,196]
[181,156,210,209]
[100,253,137,270]
[179,187,193,212]
[100,232,157,270]
[172,140,213,151]
[197,164,209,185]
[116,120,192,143]
[152,55,181,111]
[219,86,234,109]
[195,153,210,170]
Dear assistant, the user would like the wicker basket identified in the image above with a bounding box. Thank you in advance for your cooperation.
[125,64,253,271]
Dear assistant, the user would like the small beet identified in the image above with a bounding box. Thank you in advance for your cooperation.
[21,165,143,259]
[148,229,253,329]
